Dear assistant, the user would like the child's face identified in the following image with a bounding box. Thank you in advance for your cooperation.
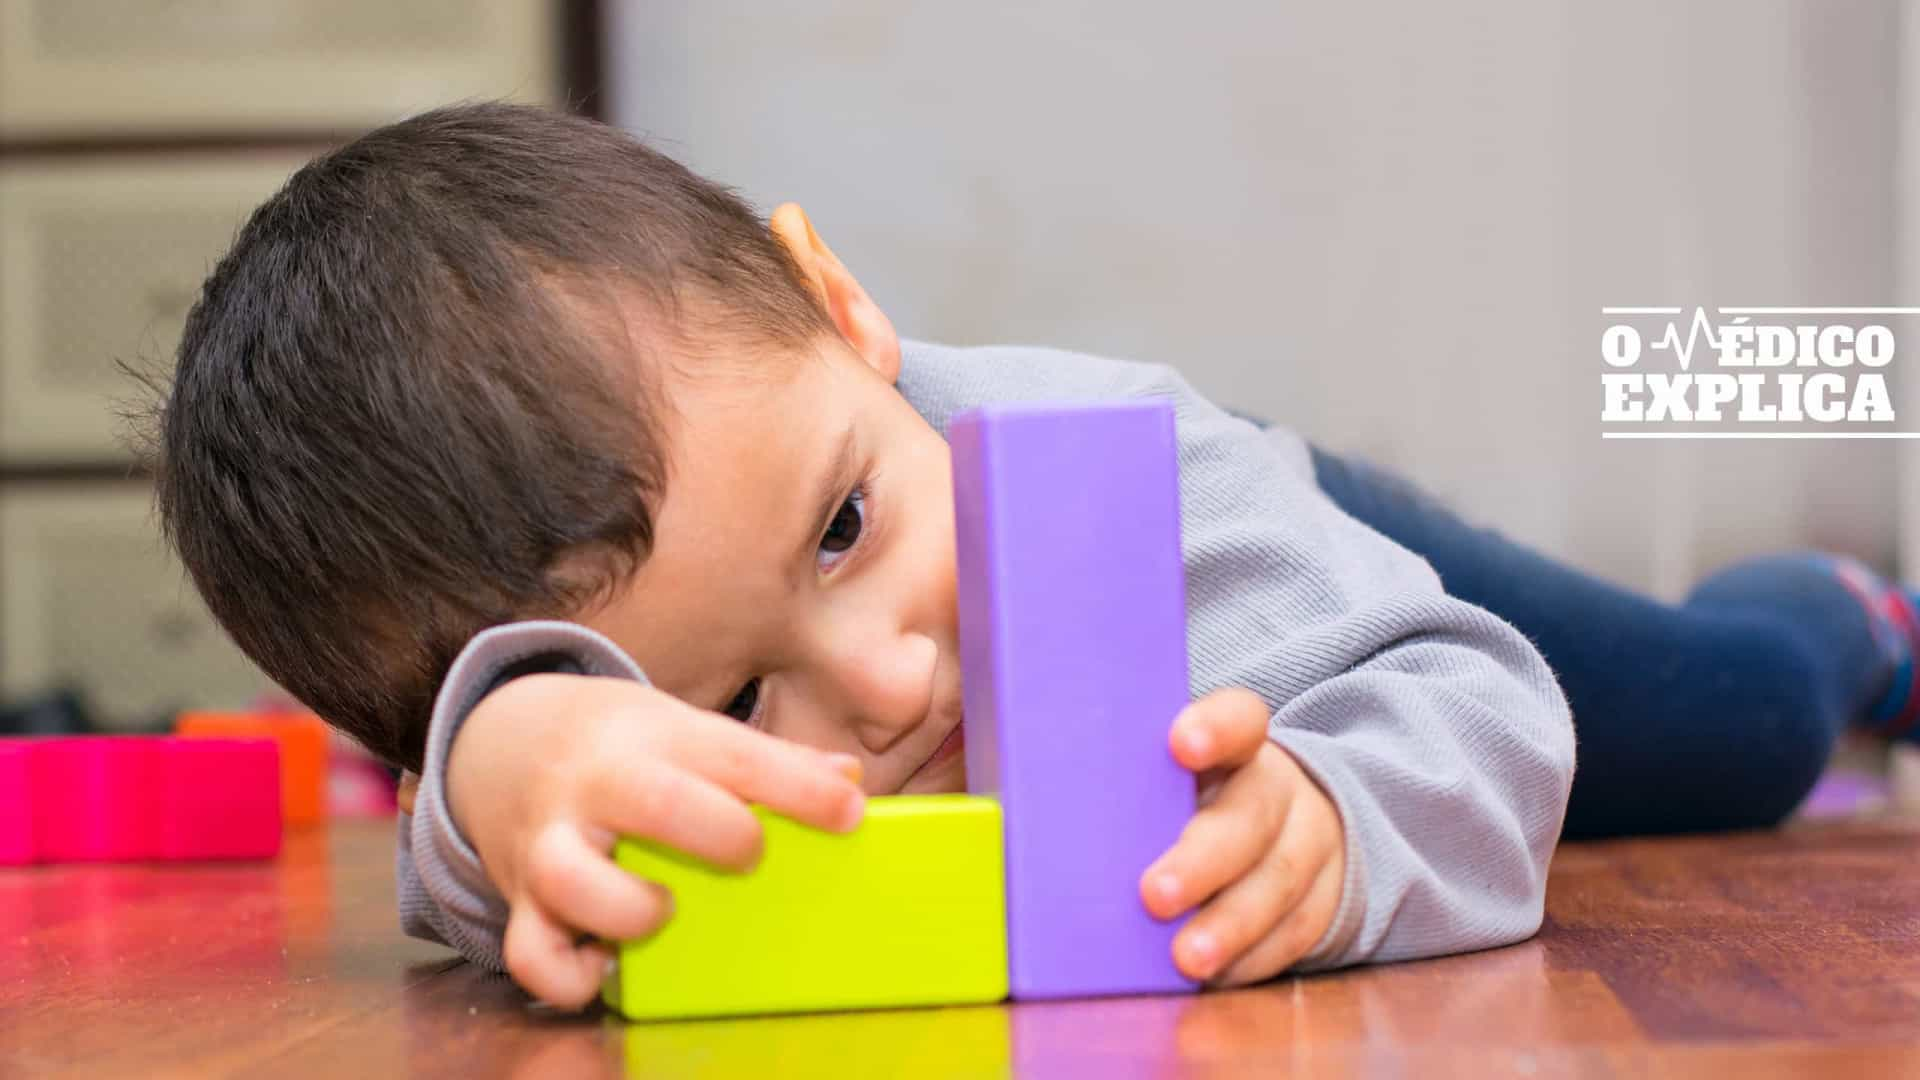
[580,336,969,797]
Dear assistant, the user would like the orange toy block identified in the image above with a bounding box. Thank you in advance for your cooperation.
[175,712,329,825]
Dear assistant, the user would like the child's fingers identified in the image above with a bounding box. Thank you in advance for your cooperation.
[502,900,613,1011]
[1169,688,1272,773]
[659,704,866,832]
[1189,782,1346,986]
[1171,826,1322,983]
[589,757,769,872]
[524,822,675,942]
[825,754,864,786]
[1211,855,1345,987]
[1140,759,1295,920]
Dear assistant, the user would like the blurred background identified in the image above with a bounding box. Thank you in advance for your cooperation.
[0,0,1914,737]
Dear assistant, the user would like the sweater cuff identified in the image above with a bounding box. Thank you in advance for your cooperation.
[1263,723,1368,970]
[404,621,650,965]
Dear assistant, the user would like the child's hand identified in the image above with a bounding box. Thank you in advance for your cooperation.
[445,673,866,1009]
[1141,688,1346,985]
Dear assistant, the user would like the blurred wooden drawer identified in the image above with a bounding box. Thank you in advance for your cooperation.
[0,154,309,462]
[0,487,275,728]
[0,0,556,136]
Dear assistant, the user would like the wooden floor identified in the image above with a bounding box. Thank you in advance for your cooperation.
[3,818,1919,1078]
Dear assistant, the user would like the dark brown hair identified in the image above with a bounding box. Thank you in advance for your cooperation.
[144,102,831,770]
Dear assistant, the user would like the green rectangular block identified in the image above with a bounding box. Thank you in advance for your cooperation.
[602,794,1009,1021]
[623,1004,1012,1075]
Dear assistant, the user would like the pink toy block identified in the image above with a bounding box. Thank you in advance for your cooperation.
[0,740,32,865]
[32,738,163,862]
[155,738,281,859]
[12,737,282,864]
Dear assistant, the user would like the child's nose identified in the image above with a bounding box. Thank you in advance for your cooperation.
[825,629,938,754]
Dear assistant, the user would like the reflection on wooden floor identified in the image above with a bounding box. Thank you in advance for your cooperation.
[3,817,1919,1077]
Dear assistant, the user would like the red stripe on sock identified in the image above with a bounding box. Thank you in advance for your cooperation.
[1832,561,1890,642]
[1880,589,1920,736]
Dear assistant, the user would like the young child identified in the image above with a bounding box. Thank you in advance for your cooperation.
[145,104,1917,1010]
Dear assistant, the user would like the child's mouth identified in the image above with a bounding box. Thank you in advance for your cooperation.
[926,722,965,767]
[906,721,966,787]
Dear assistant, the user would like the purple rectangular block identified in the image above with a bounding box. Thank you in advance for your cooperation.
[951,400,1197,999]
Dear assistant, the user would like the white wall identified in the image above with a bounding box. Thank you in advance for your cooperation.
[608,1,1902,595]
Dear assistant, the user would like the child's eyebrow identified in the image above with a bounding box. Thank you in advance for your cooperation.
[794,424,859,565]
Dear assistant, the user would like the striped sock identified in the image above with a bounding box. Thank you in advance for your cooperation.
[1826,557,1920,738]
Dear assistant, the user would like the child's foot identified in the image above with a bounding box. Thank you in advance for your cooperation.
[1827,558,1920,738]
[1685,553,1920,738]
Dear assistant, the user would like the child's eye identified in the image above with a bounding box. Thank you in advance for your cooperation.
[722,678,762,724]
[816,487,866,569]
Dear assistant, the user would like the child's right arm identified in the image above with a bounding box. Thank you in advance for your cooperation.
[396,622,865,1008]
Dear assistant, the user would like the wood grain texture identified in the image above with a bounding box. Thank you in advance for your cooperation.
[3,818,1918,1078]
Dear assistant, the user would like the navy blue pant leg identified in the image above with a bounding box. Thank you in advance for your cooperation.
[1306,446,1878,838]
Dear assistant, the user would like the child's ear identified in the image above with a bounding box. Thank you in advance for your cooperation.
[771,203,901,382]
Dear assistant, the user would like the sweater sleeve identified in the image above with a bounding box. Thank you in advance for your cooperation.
[1146,364,1577,968]
[897,340,1575,968]
[396,620,649,972]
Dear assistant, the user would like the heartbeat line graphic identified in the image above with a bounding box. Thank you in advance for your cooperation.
[1599,307,1734,370]
[1651,307,1728,372]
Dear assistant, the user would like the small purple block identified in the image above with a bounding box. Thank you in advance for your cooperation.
[0,740,33,865]
[951,401,1197,999]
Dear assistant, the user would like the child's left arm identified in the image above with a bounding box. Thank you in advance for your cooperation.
[1107,357,1576,985]
[909,341,1575,984]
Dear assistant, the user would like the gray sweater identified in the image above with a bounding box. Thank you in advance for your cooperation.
[398,340,1577,975]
